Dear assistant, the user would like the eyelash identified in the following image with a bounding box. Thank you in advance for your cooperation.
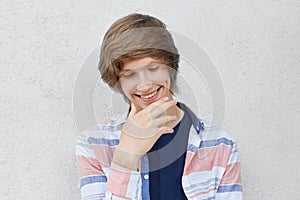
[149,66,159,71]
[122,66,160,78]
[123,73,134,78]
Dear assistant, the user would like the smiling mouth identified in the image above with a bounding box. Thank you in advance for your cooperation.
[135,86,162,99]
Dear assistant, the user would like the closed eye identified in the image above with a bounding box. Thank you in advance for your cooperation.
[148,66,160,71]
[123,72,135,78]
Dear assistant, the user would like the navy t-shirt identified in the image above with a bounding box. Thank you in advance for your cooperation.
[147,102,191,200]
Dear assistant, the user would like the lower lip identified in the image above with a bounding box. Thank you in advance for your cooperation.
[139,87,161,103]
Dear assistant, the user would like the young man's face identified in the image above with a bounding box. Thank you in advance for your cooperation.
[119,57,173,111]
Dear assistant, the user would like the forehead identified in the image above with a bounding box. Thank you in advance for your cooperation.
[121,57,164,71]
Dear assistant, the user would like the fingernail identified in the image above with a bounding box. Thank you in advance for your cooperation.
[164,97,169,101]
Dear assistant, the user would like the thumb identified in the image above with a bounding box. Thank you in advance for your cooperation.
[161,127,174,135]
[128,102,137,117]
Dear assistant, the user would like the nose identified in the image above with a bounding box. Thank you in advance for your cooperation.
[136,72,152,91]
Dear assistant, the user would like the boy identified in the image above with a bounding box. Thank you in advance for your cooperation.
[76,13,242,199]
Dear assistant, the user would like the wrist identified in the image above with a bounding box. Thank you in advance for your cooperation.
[112,146,142,171]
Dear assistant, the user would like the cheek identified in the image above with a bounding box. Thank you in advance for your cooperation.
[155,71,171,88]
[120,80,135,98]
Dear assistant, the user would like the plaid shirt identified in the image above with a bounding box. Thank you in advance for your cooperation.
[76,105,242,200]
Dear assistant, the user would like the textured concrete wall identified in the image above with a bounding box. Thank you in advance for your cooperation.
[1,0,299,199]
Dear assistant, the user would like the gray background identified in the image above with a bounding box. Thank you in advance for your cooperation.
[1,0,299,199]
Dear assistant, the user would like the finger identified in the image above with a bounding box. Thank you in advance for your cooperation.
[159,127,174,135]
[146,96,170,111]
[128,102,137,117]
[150,99,177,118]
[153,115,177,126]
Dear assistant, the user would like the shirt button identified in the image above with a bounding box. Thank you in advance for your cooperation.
[144,175,149,180]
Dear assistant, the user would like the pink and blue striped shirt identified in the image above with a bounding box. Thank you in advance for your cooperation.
[76,104,242,199]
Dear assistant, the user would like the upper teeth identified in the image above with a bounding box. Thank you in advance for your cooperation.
[141,89,158,99]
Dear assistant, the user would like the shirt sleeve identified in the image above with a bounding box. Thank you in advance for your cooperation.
[215,141,243,200]
[106,162,142,199]
[76,136,142,200]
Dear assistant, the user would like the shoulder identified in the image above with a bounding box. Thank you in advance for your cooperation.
[76,117,126,146]
[200,121,237,146]
[75,118,125,165]
[179,101,237,144]
[184,109,238,160]
[191,121,238,162]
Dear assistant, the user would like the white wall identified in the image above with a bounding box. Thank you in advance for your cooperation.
[1,0,299,199]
